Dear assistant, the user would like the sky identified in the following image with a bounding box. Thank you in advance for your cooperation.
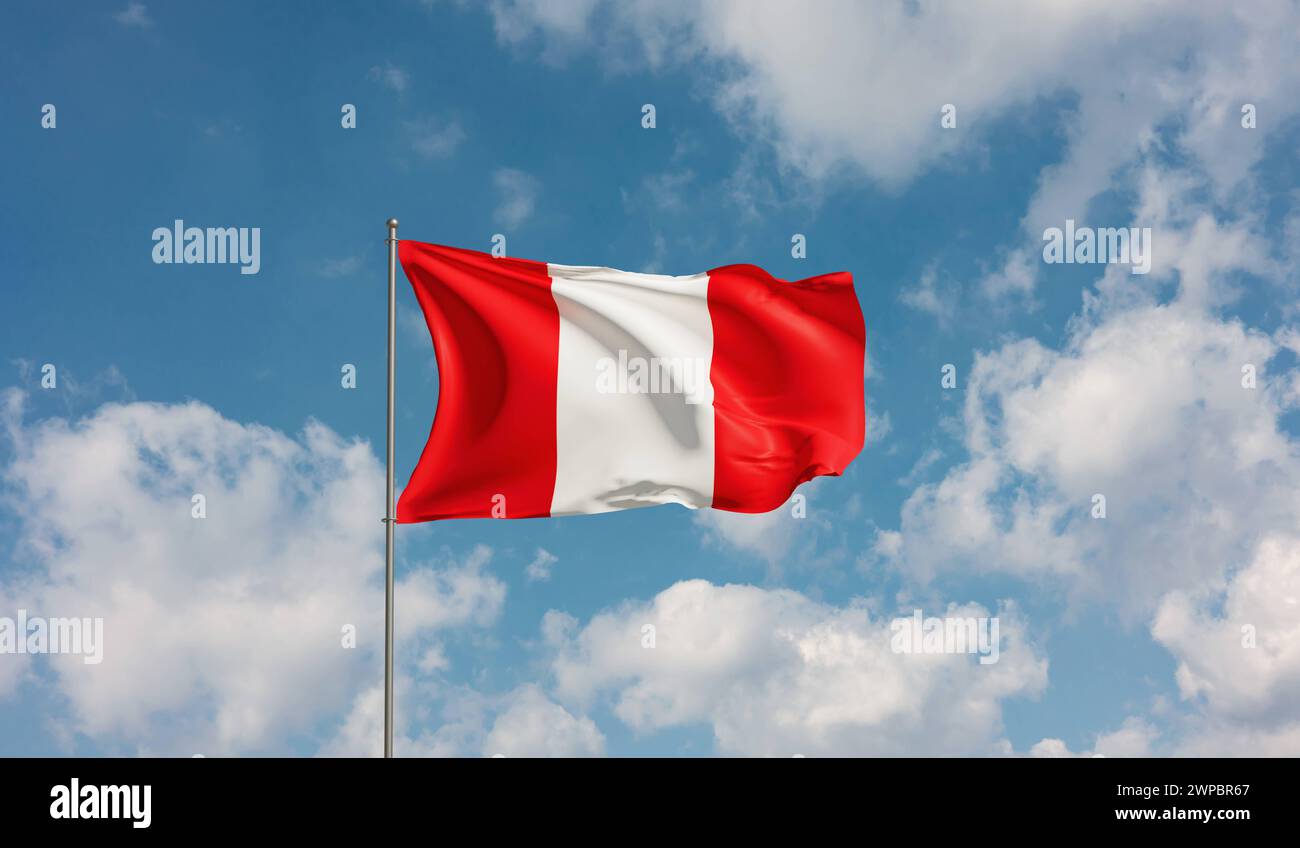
[1,0,1298,757]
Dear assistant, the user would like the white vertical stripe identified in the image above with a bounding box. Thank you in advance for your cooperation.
[548,263,715,515]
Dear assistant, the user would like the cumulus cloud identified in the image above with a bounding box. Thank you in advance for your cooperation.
[877,299,1298,610]
[547,579,1045,755]
[326,681,603,757]
[0,392,504,755]
[1030,717,1159,758]
[870,159,1300,748]
[486,0,1300,321]
[486,2,1300,196]
[1152,535,1300,755]
[872,160,1300,613]
[483,684,604,756]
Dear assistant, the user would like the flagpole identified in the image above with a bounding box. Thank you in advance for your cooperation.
[384,217,399,758]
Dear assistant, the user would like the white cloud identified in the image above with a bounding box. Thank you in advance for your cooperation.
[872,157,1300,750]
[492,168,540,229]
[1152,534,1300,754]
[405,117,466,159]
[489,0,602,55]
[483,684,604,756]
[10,362,135,412]
[1092,718,1160,757]
[13,2,1300,760]
[547,579,1045,755]
[898,447,943,488]
[1028,737,1074,758]
[693,504,802,570]
[326,681,603,757]
[899,263,956,327]
[1030,717,1158,758]
[525,548,558,582]
[486,1,1300,315]
[876,164,1298,615]
[479,0,1300,756]
[693,477,856,575]
[0,392,505,755]
[0,583,32,699]
[486,2,1300,195]
[978,248,1036,301]
[879,298,1298,611]
[324,680,476,758]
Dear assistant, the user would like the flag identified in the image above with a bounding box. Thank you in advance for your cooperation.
[396,242,866,522]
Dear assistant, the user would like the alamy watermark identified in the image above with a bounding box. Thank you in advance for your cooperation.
[890,609,1000,665]
[1042,219,1151,275]
[0,610,103,664]
[50,779,150,829]
[152,219,260,275]
[595,350,709,405]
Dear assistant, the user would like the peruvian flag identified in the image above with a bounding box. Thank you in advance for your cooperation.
[396,242,866,522]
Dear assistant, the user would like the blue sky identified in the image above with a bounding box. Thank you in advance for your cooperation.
[2,1,1299,756]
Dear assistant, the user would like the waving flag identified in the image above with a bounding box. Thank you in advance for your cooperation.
[396,242,865,522]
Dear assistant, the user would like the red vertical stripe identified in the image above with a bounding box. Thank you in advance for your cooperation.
[396,242,558,521]
[707,264,866,513]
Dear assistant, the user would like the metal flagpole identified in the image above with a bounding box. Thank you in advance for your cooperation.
[384,217,399,758]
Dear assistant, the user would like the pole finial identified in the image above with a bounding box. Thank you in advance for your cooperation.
[386,218,399,229]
